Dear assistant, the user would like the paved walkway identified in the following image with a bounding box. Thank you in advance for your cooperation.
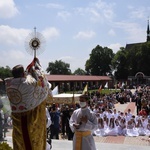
[4,135,150,150]
[2,101,150,149]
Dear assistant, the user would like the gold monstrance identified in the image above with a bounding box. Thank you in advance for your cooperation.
[25,27,46,58]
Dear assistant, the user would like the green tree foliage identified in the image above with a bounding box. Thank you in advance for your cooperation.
[112,47,129,80]
[0,66,12,79]
[85,45,114,75]
[46,60,71,75]
[126,42,150,76]
[73,68,86,75]
[112,42,150,79]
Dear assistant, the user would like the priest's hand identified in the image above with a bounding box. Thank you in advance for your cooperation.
[80,115,88,123]
[73,123,80,129]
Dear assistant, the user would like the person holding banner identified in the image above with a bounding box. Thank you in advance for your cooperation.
[5,57,50,150]
[69,94,98,150]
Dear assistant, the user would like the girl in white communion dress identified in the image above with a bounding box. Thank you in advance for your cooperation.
[94,117,106,136]
[117,117,127,136]
[105,116,118,136]
[145,119,150,136]
[126,119,139,137]
[136,117,146,136]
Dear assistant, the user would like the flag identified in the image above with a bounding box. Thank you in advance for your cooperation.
[82,84,88,94]
[121,82,125,88]
[98,85,102,93]
[104,82,108,89]
[52,85,59,96]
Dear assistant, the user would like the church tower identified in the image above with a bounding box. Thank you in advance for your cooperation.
[147,19,150,42]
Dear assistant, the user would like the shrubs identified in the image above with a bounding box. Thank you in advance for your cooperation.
[0,142,12,150]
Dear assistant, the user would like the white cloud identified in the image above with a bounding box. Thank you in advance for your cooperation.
[0,49,30,68]
[0,0,19,18]
[74,30,96,40]
[90,0,115,20]
[0,25,60,69]
[108,43,122,53]
[43,3,64,9]
[0,25,30,46]
[88,8,103,22]
[128,6,148,19]
[42,27,60,40]
[57,11,71,21]
[58,56,72,61]
[89,8,100,18]
[74,0,115,23]
[115,21,145,43]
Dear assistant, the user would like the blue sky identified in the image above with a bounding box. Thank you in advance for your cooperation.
[0,0,150,72]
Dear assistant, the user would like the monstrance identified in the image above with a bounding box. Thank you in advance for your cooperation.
[25,27,46,58]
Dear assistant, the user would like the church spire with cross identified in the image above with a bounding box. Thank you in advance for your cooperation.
[147,18,150,42]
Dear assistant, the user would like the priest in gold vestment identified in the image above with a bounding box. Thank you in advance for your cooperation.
[5,58,50,150]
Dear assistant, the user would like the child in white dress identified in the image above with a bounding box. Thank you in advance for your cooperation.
[94,117,106,136]
[105,115,118,136]
[117,118,126,135]
[136,117,146,136]
[126,120,139,137]
[145,119,150,136]
[103,114,109,127]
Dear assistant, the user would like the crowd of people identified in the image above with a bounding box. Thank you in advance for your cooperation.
[47,103,74,141]
[2,79,150,149]
[46,85,150,142]
[2,55,150,149]
[0,100,12,141]
[88,85,150,137]
[93,108,150,137]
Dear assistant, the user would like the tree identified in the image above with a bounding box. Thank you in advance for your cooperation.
[73,68,86,75]
[126,42,150,76]
[85,45,114,75]
[112,42,150,79]
[46,60,71,75]
[0,66,12,79]
[112,47,129,80]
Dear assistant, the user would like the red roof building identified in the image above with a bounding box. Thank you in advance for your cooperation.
[45,74,112,92]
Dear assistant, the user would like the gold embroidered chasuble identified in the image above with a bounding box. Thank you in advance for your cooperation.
[12,100,46,150]
[5,59,50,150]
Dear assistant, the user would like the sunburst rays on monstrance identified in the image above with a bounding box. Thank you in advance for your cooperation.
[25,27,46,58]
